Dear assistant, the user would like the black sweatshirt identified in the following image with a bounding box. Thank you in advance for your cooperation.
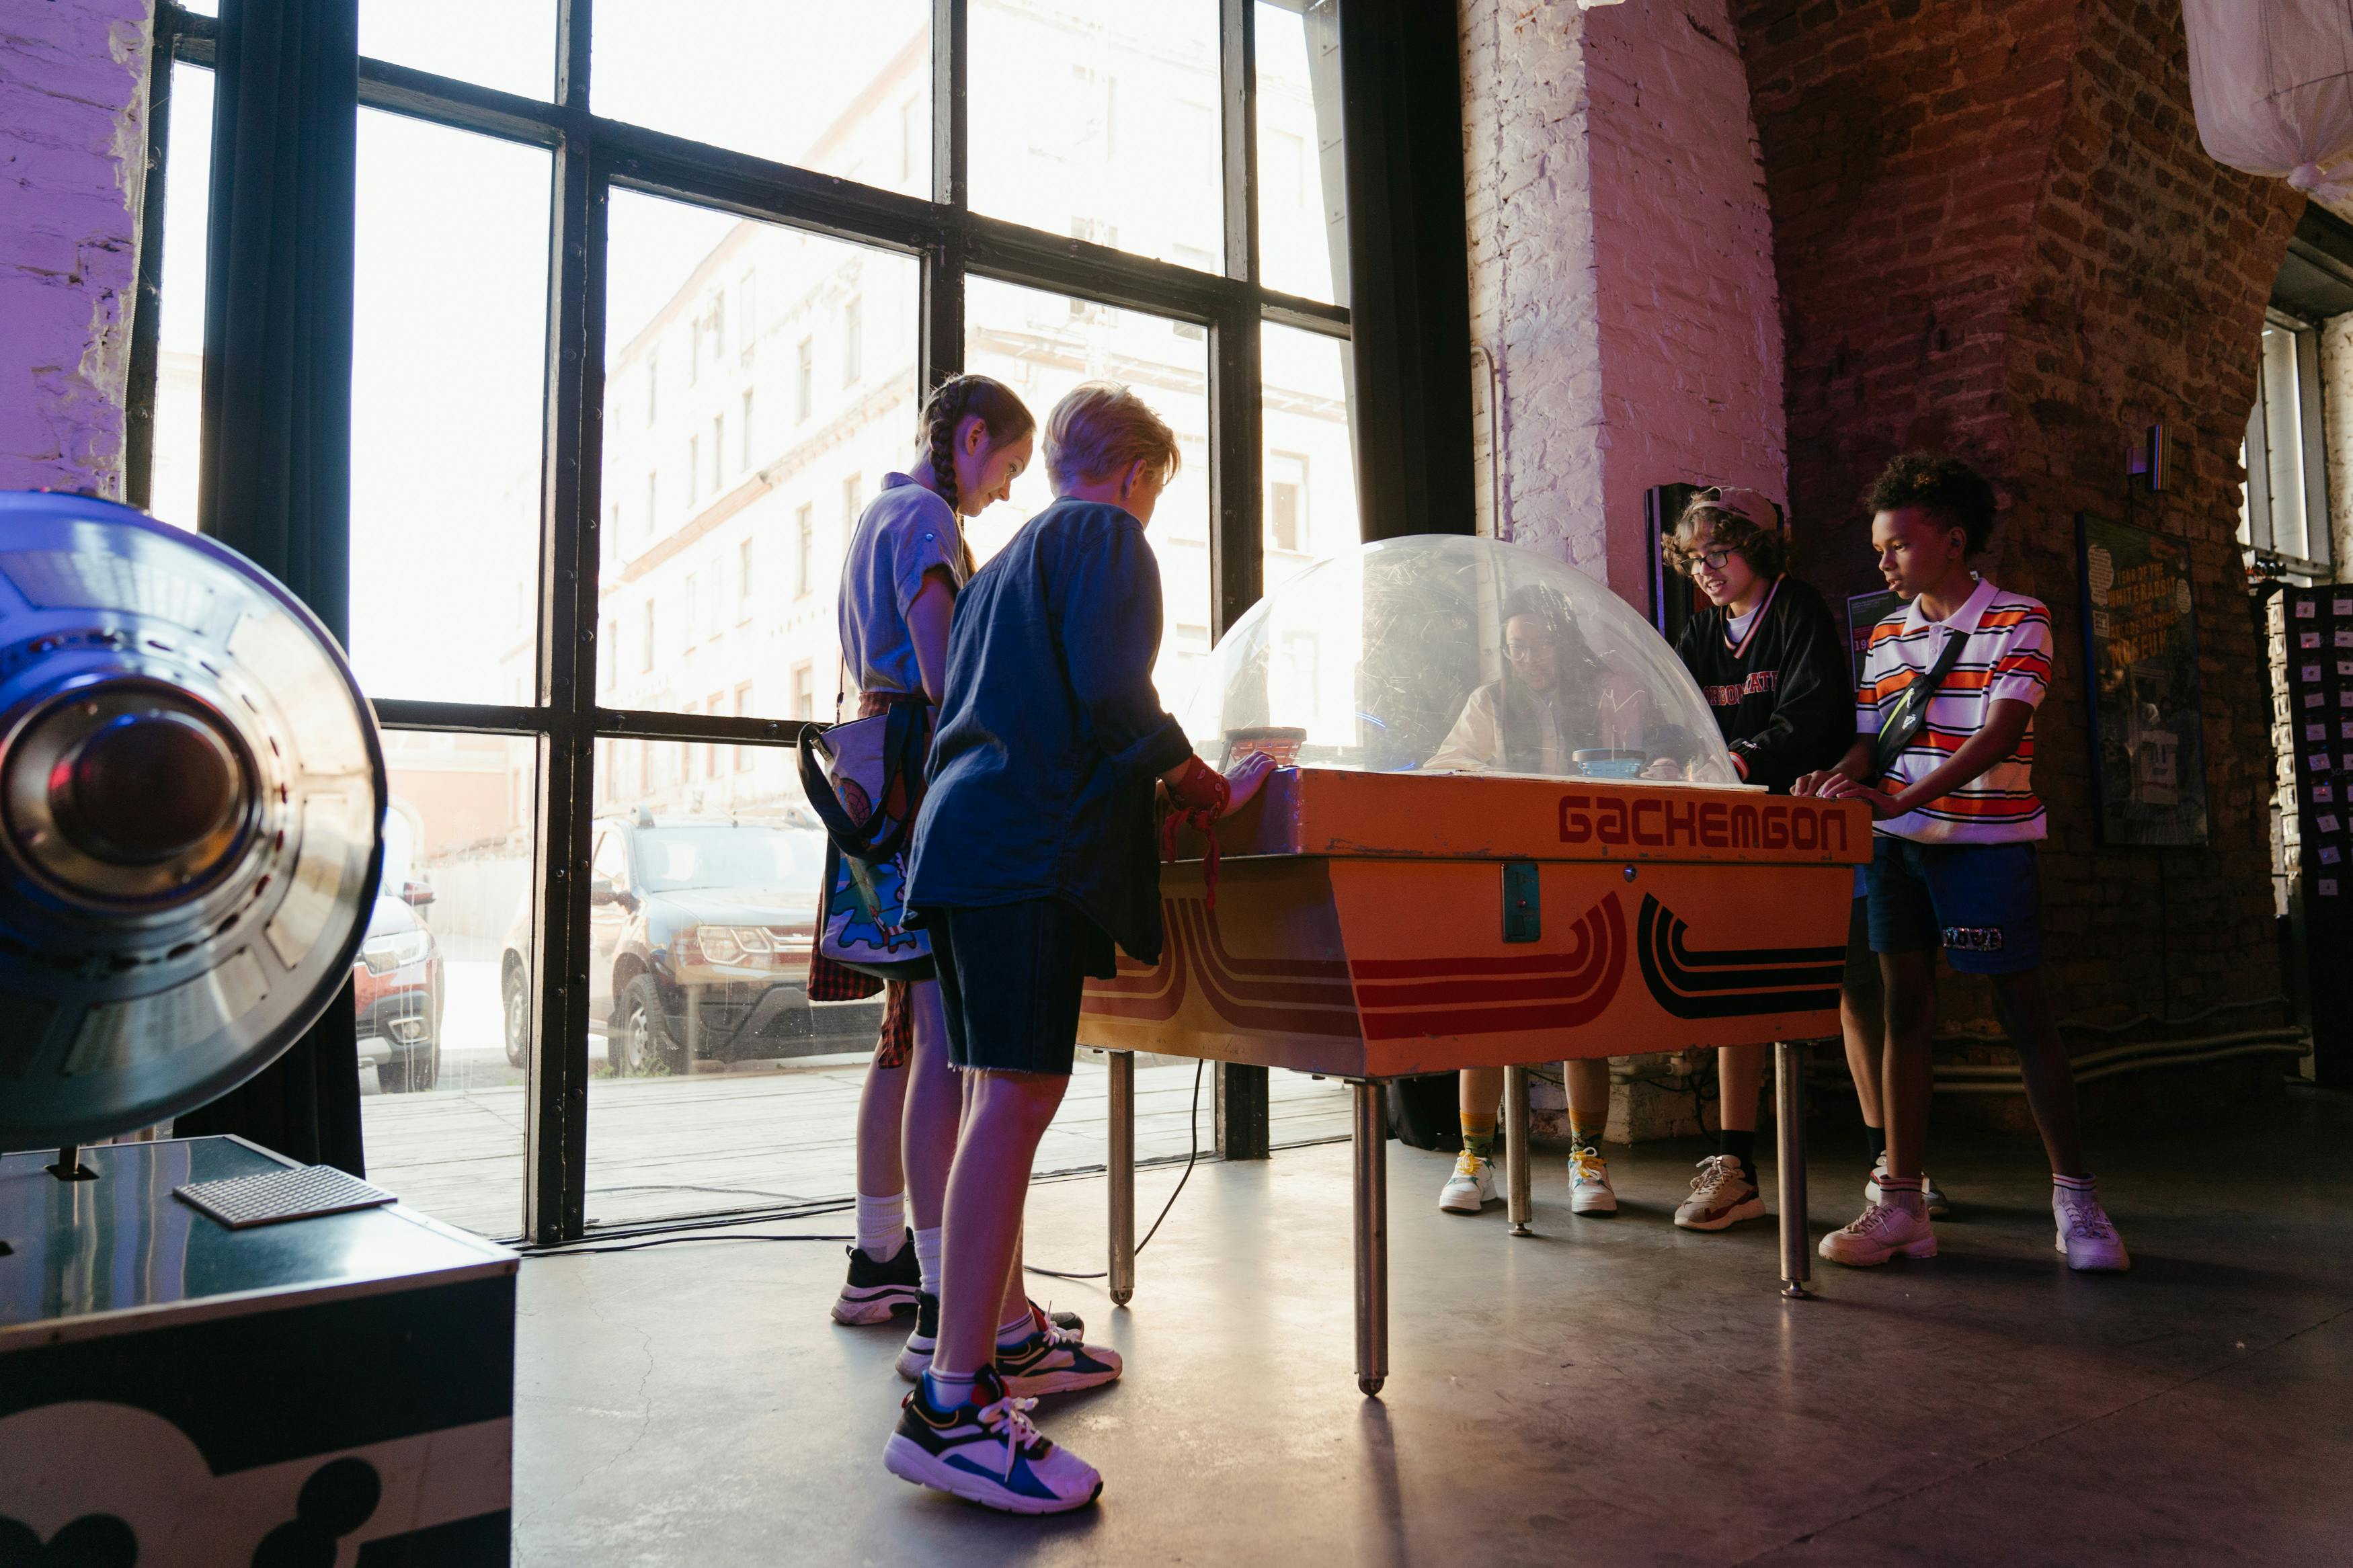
[1671,575,1856,794]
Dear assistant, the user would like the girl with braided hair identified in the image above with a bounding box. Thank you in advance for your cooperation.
[826,374,1042,1344]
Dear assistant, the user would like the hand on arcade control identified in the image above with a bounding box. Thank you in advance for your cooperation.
[1223,749,1277,814]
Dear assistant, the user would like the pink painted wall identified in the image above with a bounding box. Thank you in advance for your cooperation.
[1,0,155,499]
[1461,0,1786,608]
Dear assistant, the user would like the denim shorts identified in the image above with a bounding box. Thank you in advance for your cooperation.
[928,898,1117,1075]
[1864,835,2043,975]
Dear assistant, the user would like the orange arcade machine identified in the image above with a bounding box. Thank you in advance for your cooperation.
[1078,536,1867,1395]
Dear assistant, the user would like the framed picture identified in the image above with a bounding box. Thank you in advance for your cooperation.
[2077,512,2208,845]
[1844,588,1904,684]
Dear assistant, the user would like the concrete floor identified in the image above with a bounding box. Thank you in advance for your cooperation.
[511,1085,2353,1567]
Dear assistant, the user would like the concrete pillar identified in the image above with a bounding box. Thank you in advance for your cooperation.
[0,0,156,499]
[1460,0,1786,603]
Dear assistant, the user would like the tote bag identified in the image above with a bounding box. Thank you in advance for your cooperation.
[798,702,935,982]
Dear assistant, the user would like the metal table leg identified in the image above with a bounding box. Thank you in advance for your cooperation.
[1352,1081,1389,1397]
[1773,1040,1810,1299]
[1108,1049,1135,1307]
[1503,1064,1533,1236]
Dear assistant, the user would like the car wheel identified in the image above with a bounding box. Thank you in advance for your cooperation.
[611,975,681,1077]
[502,964,530,1068]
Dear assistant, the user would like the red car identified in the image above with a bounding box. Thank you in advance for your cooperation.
[354,889,444,1092]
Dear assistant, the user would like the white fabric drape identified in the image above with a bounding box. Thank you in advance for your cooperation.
[2184,0,2353,202]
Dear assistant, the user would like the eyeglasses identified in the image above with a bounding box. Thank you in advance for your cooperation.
[1681,546,1735,574]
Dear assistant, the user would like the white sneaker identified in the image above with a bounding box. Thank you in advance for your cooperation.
[884,1368,1102,1514]
[2054,1182,2130,1272]
[1867,1153,1950,1216]
[1819,1192,1937,1266]
[1568,1147,1617,1214]
[1674,1154,1765,1231]
[1439,1148,1497,1213]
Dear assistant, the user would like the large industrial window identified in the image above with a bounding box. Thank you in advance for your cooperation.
[2241,312,2334,579]
[138,0,1363,1243]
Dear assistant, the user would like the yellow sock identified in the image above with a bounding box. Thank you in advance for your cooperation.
[1460,1111,1498,1160]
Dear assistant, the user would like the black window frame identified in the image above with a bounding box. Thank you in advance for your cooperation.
[134,0,1470,1243]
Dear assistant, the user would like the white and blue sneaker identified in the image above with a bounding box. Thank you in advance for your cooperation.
[996,1316,1123,1397]
[1439,1148,1497,1212]
[885,1367,1103,1514]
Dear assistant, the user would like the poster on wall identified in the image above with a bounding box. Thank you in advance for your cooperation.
[2077,512,2208,845]
[1845,589,1905,684]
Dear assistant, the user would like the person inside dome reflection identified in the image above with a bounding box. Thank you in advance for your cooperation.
[1421,585,1691,1219]
[1423,586,1693,780]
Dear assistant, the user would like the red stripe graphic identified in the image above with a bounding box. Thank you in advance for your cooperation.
[1354,891,1627,1040]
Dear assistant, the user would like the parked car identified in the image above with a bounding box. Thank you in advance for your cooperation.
[499,811,884,1077]
[354,891,444,1092]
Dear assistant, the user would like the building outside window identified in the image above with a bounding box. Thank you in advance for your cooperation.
[2243,312,2334,579]
[135,0,1368,1241]
[795,502,815,597]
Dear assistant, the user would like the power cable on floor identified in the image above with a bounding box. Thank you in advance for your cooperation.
[516,1059,1212,1269]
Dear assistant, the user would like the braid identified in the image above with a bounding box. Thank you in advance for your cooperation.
[925,382,967,516]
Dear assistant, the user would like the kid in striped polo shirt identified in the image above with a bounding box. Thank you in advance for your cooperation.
[1794,454,2128,1273]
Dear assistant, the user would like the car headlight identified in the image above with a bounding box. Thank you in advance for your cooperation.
[360,930,432,975]
[688,925,776,966]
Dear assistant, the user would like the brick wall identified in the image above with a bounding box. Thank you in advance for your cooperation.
[1735,0,2303,1057]
[1461,0,1785,600]
[0,0,155,499]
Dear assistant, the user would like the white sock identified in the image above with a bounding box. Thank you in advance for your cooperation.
[855,1191,904,1260]
[913,1226,943,1298]
[2053,1173,2096,1194]
[924,1368,977,1409]
[996,1308,1037,1349]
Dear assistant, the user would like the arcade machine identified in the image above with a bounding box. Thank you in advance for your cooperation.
[0,493,515,1562]
[1080,536,1868,1395]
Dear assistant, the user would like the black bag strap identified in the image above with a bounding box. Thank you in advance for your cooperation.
[798,703,930,863]
[1866,624,1970,782]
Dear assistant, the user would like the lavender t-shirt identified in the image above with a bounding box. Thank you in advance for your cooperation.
[836,473,966,698]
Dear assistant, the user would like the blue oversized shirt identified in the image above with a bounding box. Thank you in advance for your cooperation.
[905,497,1197,962]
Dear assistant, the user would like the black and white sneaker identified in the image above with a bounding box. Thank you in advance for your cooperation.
[883,1367,1103,1514]
[831,1229,920,1325]
[895,1292,940,1380]
[899,1296,1092,1383]
[996,1318,1122,1397]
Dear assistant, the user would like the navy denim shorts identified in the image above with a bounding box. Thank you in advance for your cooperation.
[928,898,1118,1076]
[1864,835,2043,975]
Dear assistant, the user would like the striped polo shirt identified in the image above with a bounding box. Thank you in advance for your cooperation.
[1856,575,2052,843]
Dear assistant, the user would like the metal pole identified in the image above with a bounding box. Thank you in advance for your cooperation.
[1352,1081,1389,1396]
[1504,1063,1533,1235]
[1773,1040,1810,1299]
[1108,1049,1135,1307]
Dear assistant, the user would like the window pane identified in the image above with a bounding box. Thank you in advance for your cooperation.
[603,192,920,720]
[359,0,555,101]
[969,0,1224,274]
[1261,322,1357,595]
[592,3,930,196]
[2261,325,2309,560]
[1255,0,1349,303]
[583,740,885,1228]
[358,731,537,1239]
[965,277,1215,698]
[149,62,213,532]
[350,112,551,706]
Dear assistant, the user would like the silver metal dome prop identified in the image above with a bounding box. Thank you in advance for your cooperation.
[0,492,385,1150]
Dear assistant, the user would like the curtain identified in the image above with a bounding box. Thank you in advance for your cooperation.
[2184,0,2353,202]
[1339,0,1477,542]
[173,0,366,1175]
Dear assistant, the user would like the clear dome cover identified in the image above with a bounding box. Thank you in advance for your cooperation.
[1178,534,1739,787]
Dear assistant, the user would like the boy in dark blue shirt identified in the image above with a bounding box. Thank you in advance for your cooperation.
[884,382,1271,1514]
